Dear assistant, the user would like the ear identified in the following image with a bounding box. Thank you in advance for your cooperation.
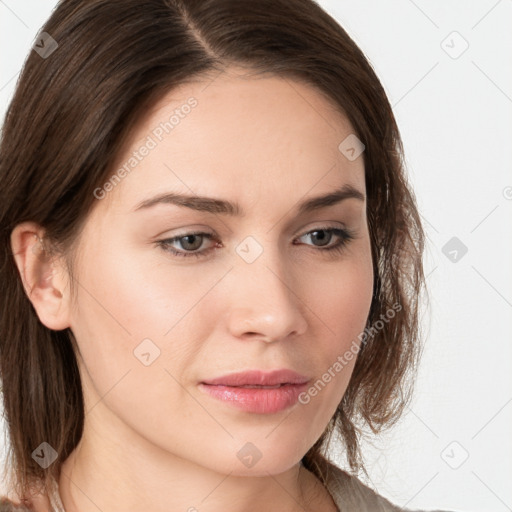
[10,221,72,331]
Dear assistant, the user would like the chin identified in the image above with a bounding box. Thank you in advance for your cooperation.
[209,432,311,477]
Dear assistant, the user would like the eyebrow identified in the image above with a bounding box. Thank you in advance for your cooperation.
[133,183,365,216]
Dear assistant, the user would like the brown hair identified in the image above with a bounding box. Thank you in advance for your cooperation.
[0,0,425,500]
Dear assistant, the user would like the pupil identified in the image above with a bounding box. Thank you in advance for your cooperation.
[313,230,330,246]
[182,235,201,250]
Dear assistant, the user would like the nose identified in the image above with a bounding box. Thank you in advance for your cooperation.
[226,247,308,343]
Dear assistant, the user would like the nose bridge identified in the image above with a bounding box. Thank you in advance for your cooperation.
[226,234,308,341]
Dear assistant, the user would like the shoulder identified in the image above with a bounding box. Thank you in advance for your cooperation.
[320,459,456,512]
[0,496,34,511]
[321,459,401,511]
[0,491,53,512]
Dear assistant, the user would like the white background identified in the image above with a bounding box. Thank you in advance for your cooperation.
[1,1,511,511]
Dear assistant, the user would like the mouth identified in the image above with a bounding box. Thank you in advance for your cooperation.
[199,369,310,414]
[201,368,310,387]
[227,384,285,389]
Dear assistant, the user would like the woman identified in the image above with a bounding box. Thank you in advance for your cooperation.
[0,0,451,511]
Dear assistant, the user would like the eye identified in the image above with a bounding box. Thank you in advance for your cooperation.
[295,227,354,254]
[156,231,218,258]
[156,226,355,259]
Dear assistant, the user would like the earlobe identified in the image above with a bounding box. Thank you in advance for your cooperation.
[10,221,72,331]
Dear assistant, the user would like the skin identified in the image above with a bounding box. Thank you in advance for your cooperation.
[11,66,373,512]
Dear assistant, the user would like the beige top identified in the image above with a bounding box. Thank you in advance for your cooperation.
[0,459,454,512]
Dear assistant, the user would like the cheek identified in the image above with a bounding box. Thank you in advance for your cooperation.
[68,238,222,388]
[310,251,374,344]
[301,251,373,397]
[67,245,206,437]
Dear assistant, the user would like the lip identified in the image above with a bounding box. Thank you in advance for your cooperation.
[199,369,310,414]
[201,369,310,387]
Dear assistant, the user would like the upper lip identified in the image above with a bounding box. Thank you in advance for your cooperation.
[201,369,310,387]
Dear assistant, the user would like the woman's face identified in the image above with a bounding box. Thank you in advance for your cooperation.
[64,67,373,476]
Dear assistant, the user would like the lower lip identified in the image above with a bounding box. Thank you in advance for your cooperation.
[198,382,309,414]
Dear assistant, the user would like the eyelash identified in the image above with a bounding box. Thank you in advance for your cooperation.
[156,226,355,259]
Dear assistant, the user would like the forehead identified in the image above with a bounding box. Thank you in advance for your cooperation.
[100,67,365,215]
